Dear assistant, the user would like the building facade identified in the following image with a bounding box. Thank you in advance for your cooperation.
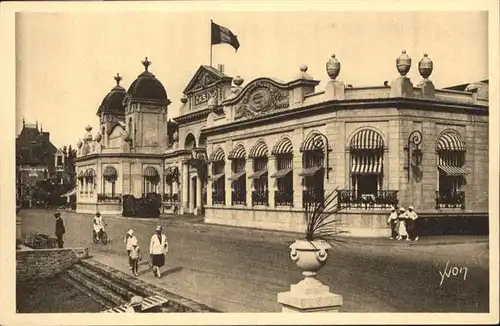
[75,52,489,236]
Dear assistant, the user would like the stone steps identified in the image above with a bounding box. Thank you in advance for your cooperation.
[80,258,218,312]
[66,269,128,306]
[61,274,115,310]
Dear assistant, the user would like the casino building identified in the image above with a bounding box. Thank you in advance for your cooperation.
[75,51,489,237]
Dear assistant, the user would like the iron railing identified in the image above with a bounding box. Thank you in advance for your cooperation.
[435,191,465,209]
[252,190,269,206]
[212,190,225,205]
[97,194,122,203]
[337,190,398,209]
[275,190,293,207]
[231,190,246,205]
[302,190,325,207]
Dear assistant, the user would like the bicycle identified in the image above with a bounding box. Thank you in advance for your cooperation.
[92,225,108,244]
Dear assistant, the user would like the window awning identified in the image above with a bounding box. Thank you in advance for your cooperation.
[209,147,225,163]
[298,166,323,177]
[351,161,383,174]
[350,129,384,150]
[209,172,225,181]
[60,188,77,197]
[271,168,293,178]
[437,131,466,151]
[84,168,96,178]
[228,144,246,160]
[438,165,468,176]
[103,166,117,179]
[248,141,269,158]
[248,169,268,179]
[228,171,246,181]
[271,137,293,155]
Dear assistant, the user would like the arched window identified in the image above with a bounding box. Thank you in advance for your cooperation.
[185,133,196,150]
[349,128,384,201]
[436,130,467,209]
[143,166,159,196]
[209,147,226,205]
[299,132,327,206]
[248,140,269,206]
[102,166,118,197]
[84,168,96,194]
[271,137,293,207]
[227,144,246,205]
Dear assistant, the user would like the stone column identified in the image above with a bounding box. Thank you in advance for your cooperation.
[225,160,232,206]
[293,141,303,209]
[268,156,276,207]
[246,158,253,207]
[189,174,195,212]
[196,173,202,215]
[207,163,213,206]
[181,162,189,214]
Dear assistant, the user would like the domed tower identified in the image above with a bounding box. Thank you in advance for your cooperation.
[97,73,127,145]
[123,57,171,152]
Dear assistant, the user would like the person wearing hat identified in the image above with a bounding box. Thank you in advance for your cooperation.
[93,212,105,241]
[406,206,419,241]
[124,229,138,270]
[396,207,409,241]
[126,296,143,313]
[129,237,142,276]
[149,225,168,278]
[54,212,65,248]
[387,206,398,239]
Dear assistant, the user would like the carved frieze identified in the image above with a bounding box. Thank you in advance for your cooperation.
[192,72,219,91]
[234,81,290,120]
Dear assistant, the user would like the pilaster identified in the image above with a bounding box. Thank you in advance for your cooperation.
[246,158,253,208]
[268,156,276,208]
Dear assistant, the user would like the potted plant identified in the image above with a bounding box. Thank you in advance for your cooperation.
[289,187,346,278]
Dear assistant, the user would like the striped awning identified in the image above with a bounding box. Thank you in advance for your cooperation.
[438,165,468,176]
[60,188,77,197]
[84,168,96,178]
[350,129,384,150]
[272,137,293,155]
[298,166,323,177]
[209,147,225,163]
[248,141,269,158]
[228,171,246,181]
[103,166,117,179]
[271,168,292,178]
[248,169,268,179]
[300,132,326,152]
[351,160,383,174]
[437,131,466,151]
[143,166,159,178]
[228,144,246,160]
[209,172,225,181]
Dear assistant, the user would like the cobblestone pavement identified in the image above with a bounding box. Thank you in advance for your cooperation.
[18,209,489,313]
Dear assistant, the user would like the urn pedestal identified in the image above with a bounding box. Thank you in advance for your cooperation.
[277,240,343,313]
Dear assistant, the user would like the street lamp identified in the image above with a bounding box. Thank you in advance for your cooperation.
[404,130,423,182]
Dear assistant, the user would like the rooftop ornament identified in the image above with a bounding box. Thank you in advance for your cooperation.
[326,54,341,80]
[233,76,244,87]
[180,95,188,104]
[396,50,412,77]
[418,53,433,79]
[141,57,151,71]
[114,73,122,86]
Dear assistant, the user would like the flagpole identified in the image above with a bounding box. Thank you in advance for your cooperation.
[209,19,213,67]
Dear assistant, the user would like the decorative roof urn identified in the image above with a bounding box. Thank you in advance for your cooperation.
[76,139,83,148]
[396,50,412,77]
[180,95,188,104]
[326,54,341,80]
[94,132,102,143]
[172,131,179,142]
[233,76,244,87]
[418,53,433,79]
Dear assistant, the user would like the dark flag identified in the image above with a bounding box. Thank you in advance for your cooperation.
[211,21,240,52]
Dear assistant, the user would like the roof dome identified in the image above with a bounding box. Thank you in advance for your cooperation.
[97,73,126,116]
[124,57,169,105]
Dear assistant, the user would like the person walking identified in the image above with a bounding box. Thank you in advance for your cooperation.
[124,229,137,270]
[54,212,65,248]
[129,237,142,276]
[387,206,398,239]
[396,207,409,241]
[149,225,168,278]
[93,212,105,241]
[406,206,419,241]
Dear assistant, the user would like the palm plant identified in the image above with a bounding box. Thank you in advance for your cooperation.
[303,186,347,246]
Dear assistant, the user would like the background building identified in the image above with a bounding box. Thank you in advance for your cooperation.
[75,52,489,236]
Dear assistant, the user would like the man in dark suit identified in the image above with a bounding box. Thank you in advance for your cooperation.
[54,212,65,248]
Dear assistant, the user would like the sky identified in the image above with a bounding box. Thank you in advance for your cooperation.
[15,11,488,149]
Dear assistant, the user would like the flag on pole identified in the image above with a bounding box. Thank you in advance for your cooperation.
[211,21,240,52]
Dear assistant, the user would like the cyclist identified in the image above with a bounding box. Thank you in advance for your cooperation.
[93,212,105,241]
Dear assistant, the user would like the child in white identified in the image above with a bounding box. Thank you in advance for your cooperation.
[124,230,137,270]
[129,238,142,276]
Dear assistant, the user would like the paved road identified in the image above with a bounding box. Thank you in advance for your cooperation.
[18,209,489,313]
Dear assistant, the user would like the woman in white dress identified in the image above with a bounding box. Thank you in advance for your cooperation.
[397,207,409,241]
[149,225,168,278]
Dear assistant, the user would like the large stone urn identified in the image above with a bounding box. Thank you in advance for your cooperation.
[277,239,343,313]
[396,50,412,76]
